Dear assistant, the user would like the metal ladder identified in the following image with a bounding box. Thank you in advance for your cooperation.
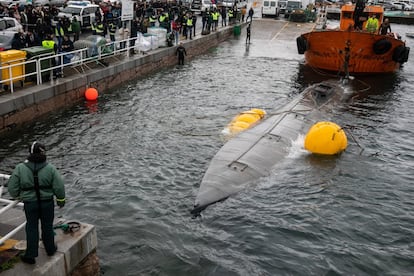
[0,173,26,246]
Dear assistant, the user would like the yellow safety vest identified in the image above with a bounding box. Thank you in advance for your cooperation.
[187,18,193,26]
[212,12,219,21]
[55,26,64,37]
[42,40,56,53]
[366,17,378,33]
[42,40,55,49]
[96,23,104,33]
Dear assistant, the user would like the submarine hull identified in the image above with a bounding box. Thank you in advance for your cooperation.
[191,81,347,215]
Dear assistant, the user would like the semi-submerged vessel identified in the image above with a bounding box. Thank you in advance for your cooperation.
[296,2,410,75]
[191,81,348,215]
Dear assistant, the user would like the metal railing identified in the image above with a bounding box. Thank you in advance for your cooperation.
[0,36,146,94]
[0,173,26,246]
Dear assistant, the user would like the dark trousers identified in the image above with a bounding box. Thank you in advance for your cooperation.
[73,32,80,42]
[187,26,192,39]
[23,200,55,258]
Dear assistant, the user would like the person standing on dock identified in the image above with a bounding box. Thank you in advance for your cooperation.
[71,17,81,42]
[7,142,66,265]
[221,6,227,27]
[186,13,194,40]
[246,7,254,23]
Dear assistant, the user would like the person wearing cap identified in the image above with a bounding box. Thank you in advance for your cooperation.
[7,141,65,265]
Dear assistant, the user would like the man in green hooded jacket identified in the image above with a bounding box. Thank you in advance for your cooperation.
[8,141,65,265]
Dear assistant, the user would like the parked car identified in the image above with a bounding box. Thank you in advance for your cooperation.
[391,1,413,10]
[0,30,17,51]
[53,3,100,29]
[382,2,395,10]
[0,17,23,32]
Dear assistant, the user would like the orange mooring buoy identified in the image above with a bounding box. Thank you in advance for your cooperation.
[85,88,98,101]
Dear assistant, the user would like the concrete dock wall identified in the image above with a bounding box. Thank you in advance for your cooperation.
[1,207,99,276]
[0,27,236,133]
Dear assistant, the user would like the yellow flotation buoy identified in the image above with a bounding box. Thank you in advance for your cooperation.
[224,108,267,136]
[304,121,347,155]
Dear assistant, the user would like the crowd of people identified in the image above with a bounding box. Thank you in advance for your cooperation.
[3,0,252,54]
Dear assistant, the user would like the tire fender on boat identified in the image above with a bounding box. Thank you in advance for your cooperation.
[373,39,392,55]
[392,45,410,63]
[296,36,308,55]
[402,47,410,63]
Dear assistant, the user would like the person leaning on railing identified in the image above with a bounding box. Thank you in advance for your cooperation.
[7,142,65,265]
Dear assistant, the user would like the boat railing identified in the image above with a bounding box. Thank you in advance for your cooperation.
[0,173,26,246]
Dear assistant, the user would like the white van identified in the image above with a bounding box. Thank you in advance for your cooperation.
[53,3,100,29]
[220,0,247,9]
[191,0,216,13]
[262,0,280,17]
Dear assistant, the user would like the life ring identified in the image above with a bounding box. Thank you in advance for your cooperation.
[392,45,409,63]
[373,39,392,55]
[296,36,308,54]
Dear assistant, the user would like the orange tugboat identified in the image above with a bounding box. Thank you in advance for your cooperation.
[296,2,410,75]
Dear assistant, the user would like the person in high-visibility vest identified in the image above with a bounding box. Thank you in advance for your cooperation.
[228,9,234,25]
[108,20,117,42]
[54,19,65,50]
[149,13,157,27]
[186,13,193,40]
[158,12,169,30]
[42,34,61,78]
[42,34,57,53]
[365,14,379,33]
[212,9,220,31]
[95,19,105,36]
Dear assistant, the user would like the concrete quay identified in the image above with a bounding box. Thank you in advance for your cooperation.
[0,207,98,275]
[0,25,237,134]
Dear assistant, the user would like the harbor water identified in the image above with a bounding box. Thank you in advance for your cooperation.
[1,22,414,275]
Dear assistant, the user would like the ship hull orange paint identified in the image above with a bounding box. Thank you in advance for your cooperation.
[302,31,404,74]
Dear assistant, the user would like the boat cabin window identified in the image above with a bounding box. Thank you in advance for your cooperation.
[360,12,368,22]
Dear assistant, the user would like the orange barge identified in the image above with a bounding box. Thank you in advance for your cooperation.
[297,3,410,75]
